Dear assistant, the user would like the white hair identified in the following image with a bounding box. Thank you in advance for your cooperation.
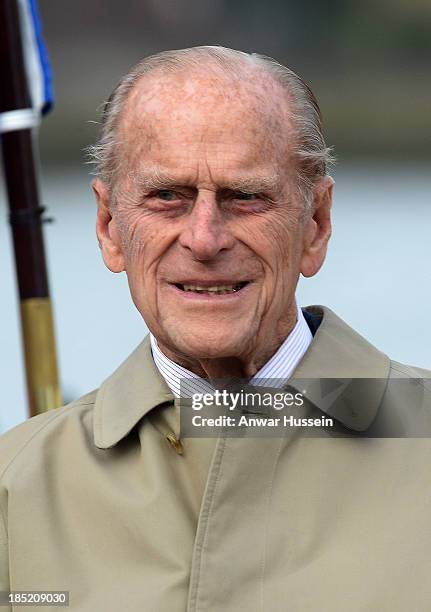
[87,46,335,209]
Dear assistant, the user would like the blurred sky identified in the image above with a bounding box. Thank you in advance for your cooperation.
[36,0,431,163]
[0,0,430,429]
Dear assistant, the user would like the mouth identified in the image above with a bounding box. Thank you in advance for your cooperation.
[171,281,250,296]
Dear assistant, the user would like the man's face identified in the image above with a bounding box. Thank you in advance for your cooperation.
[95,69,332,369]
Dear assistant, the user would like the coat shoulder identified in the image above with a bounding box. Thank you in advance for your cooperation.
[375,360,431,436]
[0,390,98,482]
[389,359,431,384]
[388,359,431,404]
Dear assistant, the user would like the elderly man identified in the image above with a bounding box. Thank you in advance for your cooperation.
[1,46,430,612]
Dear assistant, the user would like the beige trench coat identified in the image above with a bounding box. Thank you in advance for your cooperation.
[1,306,431,611]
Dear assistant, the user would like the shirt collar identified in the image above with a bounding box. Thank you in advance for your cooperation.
[150,304,312,398]
[93,306,390,448]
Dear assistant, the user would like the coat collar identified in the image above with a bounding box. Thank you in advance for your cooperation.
[93,336,174,449]
[289,306,390,431]
[93,306,391,448]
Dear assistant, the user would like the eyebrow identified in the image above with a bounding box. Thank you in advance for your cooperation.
[131,166,281,194]
[132,167,181,192]
[225,174,280,193]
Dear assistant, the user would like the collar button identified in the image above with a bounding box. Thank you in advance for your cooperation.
[165,433,184,455]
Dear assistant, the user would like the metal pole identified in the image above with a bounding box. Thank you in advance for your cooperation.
[0,0,62,416]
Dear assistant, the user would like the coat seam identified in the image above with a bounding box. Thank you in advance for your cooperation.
[0,490,10,583]
[94,383,106,446]
[0,498,10,602]
[260,437,285,612]
[188,436,227,612]
[0,499,8,555]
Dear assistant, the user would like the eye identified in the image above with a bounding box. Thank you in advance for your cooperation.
[235,192,258,201]
[223,189,272,214]
[156,189,178,201]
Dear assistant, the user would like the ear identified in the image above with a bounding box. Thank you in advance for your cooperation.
[93,179,125,273]
[300,175,334,278]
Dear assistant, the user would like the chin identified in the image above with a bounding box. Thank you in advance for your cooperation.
[168,326,246,360]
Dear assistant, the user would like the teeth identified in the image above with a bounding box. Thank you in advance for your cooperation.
[181,283,243,294]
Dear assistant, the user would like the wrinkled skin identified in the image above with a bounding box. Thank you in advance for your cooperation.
[94,66,333,380]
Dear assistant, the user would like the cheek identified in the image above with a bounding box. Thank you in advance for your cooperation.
[117,210,157,265]
[121,226,147,279]
[241,213,298,276]
[245,218,303,316]
[120,216,179,294]
[269,212,303,266]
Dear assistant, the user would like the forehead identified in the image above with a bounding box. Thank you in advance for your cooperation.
[119,67,295,179]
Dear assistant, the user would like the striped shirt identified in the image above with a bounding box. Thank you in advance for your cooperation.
[150,304,312,398]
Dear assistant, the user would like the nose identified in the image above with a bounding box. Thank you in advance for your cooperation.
[178,191,235,261]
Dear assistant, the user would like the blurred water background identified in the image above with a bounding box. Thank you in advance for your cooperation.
[1,0,430,431]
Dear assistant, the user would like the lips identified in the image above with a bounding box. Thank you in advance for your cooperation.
[172,281,250,295]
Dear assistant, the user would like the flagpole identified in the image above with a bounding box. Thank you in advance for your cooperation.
[0,0,62,416]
